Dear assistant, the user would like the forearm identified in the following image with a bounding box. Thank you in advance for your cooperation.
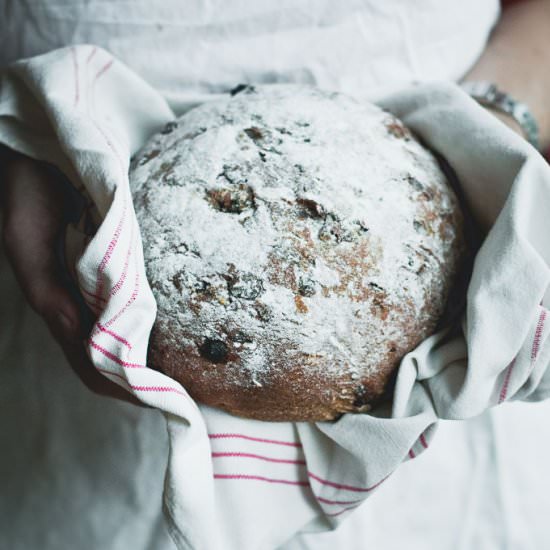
[462,0,550,150]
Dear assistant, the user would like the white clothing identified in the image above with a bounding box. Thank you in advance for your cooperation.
[1,0,499,109]
[5,3,548,550]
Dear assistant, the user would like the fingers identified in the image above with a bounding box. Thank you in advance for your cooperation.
[1,152,146,407]
[1,155,79,334]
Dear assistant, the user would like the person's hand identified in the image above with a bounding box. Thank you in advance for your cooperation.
[0,147,143,406]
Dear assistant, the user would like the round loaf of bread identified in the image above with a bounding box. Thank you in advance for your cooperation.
[129,84,465,422]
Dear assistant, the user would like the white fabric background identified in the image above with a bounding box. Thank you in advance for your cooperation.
[4,3,544,548]
[283,400,550,550]
[1,0,499,106]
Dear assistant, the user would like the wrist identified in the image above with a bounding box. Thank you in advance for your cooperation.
[482,106,529,140]
[461,80,541,149]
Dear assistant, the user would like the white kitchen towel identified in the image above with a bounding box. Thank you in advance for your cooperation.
[1,46,550,550]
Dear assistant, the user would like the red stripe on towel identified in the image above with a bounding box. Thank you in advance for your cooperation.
[213,474,308,487]
[308,471,390,493]
[103,264,140,328]
[531,308,547,362]
[209,432,390,494]
[316,496,363,506]
[109,222,134,298]
[131,384,186,395]
[209,433,303,447]
[419,433,428,449]
[94,59,114,82]
[89,339,144,368]
[498,358,516,404]
[97,368,188,397]
[211,452,306,466]
[93,196,128,299]
[325,504,360,517]
[95,323,133,349]
[86,46,97,64]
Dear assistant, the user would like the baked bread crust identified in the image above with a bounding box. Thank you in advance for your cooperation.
[130,84,465,421]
